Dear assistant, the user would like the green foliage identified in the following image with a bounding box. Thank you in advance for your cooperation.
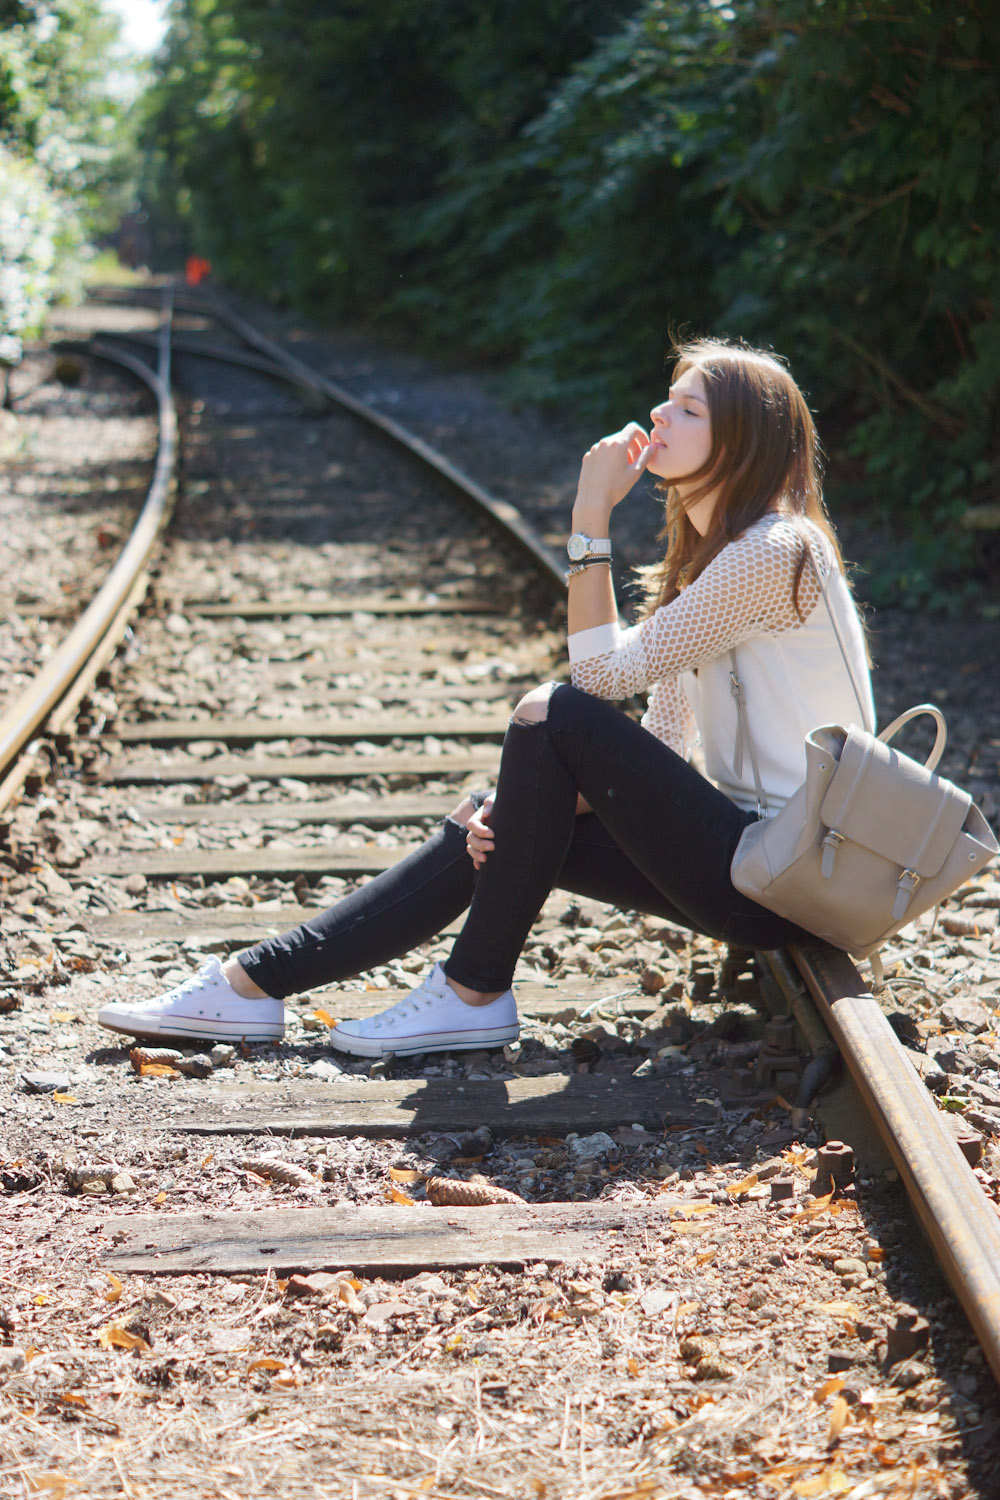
[137,1,1000,603]
[0,0,138,357]
[0,142,83,361]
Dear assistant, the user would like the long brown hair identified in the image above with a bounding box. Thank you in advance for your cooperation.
[635,338,846,618]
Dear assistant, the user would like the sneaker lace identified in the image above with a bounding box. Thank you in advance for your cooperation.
[140,964,215,1008]
[371,983,438,1031]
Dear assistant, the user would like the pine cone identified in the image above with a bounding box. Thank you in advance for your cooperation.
[425,1176,525,1207]
[242,1157,317,1189]
[130,1047,185,1071]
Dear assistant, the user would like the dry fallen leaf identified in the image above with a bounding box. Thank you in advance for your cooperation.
[812,1376,845,1403]
[795,1190,835,1219]
[826,1395,849,1446]
[50,1011,77,1023]
[726,1172,759,1197]
[103,1273,123,1305]
[388,1186,416,1205]
[25,1474,76,1498]
[339,1282,365,1315]
[138,1063,181,1079]
[792,1467,850,1496]
[247,1357,286,1373]
[311,1007,337,1027]
[97,1323,149,1353]
[627,1357,640,1378]
[388,1167,425,1184]
[153,1191,167,1205]
[52,1091,78,1104]
[817,1301,861,1321]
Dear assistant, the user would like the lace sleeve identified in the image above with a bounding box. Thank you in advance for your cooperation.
[569,515,824,701]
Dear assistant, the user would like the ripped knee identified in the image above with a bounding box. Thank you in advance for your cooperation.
[448,790,489,828]
[512,682,556,726]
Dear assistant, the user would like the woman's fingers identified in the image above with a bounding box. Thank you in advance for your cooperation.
[466,796,495,867]
[579,423,652,506]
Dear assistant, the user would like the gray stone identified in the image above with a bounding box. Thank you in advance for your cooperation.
[567,1131,617,1160]
[639,1287,674,1317]
[941,996,992,1035]
[306,1058,347,1080]
[176,1054,214,1079]
[0,1348,26,1376]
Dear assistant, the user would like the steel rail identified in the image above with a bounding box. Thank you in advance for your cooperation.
[0,293,178,812]
[789,939,1000,1388]
[190,286,568,597]
[86,326,300,387]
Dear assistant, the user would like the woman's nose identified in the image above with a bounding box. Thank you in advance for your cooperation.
[650,402,669,426]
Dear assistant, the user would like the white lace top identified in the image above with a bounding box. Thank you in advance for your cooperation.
[568,512,875,811]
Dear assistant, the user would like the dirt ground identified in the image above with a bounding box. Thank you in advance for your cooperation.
[1,289,999,1500]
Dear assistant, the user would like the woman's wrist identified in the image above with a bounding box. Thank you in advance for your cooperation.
[571,500,613,533]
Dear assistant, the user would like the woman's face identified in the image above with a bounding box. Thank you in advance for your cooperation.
[647,368,714,490]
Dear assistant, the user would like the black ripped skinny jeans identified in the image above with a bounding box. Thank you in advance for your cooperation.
[239,684,812,999]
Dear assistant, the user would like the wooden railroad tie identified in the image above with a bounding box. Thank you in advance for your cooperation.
[104,1201,681,1277]
[137,1074,713,1140]
[103,750,502,785]
[113,712,510,746]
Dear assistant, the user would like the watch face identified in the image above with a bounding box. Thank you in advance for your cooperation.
[567,534,588,561]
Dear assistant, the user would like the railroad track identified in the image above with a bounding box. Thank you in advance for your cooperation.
[3,284,1000,1491]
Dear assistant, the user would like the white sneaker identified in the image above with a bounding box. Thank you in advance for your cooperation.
[97,956,285,1042]
[329,963,518,1058]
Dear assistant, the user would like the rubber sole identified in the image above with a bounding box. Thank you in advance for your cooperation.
[328,1024,519,1059]
[97,1007,285,1043]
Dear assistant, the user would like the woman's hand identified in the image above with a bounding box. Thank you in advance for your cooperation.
[466,793,495,870]
[466,791,590,870]
[574,423,652,524]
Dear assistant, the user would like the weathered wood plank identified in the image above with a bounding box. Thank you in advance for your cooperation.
[114,713,509,746]
[83,846,418,879]
[181,596,505,619]
[159,1075,710,1139]
[293,676,519,700]
[81,906,451,942]
[129,793,461,825]
[103,751,501,785]
[104,1201,676,1276]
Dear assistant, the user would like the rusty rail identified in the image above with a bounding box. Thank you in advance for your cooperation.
[0,292,178,813]
[789,940,1000,1388]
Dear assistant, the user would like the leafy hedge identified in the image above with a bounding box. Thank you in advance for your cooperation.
[0,0,131,364]
[0,143,83,363]
[141,1,999,603]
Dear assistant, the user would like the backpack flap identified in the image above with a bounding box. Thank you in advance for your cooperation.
[818,728,971,920]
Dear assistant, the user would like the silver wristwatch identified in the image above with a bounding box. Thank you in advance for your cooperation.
[566,532,611,563]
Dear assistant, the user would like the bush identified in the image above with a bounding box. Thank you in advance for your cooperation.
[0,143,84,364]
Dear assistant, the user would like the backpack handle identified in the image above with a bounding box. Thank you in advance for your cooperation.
[877,703,947,773]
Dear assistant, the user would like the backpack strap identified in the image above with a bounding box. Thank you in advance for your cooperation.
[728,528,872,814]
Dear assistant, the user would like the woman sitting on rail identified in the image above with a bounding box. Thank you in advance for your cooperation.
[97,338,874,1053]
